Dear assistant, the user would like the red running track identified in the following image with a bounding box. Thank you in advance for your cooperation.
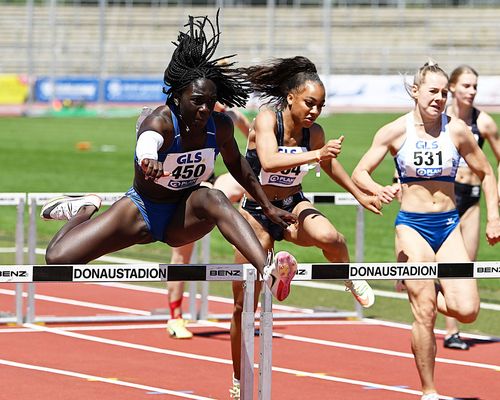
[0,282,499,399]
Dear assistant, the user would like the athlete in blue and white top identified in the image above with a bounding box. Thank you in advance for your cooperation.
[352,60,500,400]
[40,12,299,306]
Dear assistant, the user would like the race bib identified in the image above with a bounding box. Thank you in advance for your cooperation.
[155,148,215,191]
[259,146,310,187]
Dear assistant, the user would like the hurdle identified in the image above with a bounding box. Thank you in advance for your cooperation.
[23,191,366,324]
[0,193,26,325]
[2,261,499,400]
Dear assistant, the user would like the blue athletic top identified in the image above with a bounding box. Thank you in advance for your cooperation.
[158,106,219,161]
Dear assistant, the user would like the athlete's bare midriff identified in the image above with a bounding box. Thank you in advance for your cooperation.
[400,180,456,213]
[455,166,481,186]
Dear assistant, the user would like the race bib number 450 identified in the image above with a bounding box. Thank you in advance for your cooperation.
[155,148,215,190]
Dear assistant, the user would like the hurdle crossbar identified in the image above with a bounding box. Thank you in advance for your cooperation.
[2,262,499,284]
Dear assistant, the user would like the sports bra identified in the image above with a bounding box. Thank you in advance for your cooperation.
[245,111,311,187]
[394,112,460,183]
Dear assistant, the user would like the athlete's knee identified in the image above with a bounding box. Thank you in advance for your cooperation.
[45,245,71,265]
[206,188,231,207]
[449,302,480,324]
[319,229,346,248]
[412,301,438,328]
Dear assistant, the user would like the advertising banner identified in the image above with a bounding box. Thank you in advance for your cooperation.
[0,74,29,104]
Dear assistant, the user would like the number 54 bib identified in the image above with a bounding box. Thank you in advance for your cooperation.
[259,146,310,187]
[155,148,215,191]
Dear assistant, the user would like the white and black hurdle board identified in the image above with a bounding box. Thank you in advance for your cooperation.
[1,262,499,283]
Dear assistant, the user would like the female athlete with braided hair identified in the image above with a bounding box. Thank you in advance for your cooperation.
[41,11,298,304]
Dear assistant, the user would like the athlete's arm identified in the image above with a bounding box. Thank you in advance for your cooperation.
[215,113,297,228]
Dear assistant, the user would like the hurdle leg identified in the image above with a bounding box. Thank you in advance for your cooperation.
[188,242,199,320]
[240,269,256,399]
[15,196,25,325]
[355,204,365,319]
[199,234,211,320]
[258,284,273,400]
[26,196,37,323]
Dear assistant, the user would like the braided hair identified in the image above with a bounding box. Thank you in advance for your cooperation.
[241,56,322,110]
[163,10,251,108]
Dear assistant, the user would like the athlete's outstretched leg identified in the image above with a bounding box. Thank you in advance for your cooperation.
[44,197,152,264]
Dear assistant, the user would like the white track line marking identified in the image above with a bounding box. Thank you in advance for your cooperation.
[200,320,500,372]
[0,358,214,399]
[21,323,459,399]
[0,288,150,315]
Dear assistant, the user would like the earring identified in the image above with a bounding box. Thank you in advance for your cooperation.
[174,98,179,106]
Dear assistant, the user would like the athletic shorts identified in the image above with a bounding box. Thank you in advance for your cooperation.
[241,191,309,241]
[125,187,178,242]
[455,182,481,217]
[395,209,460,253]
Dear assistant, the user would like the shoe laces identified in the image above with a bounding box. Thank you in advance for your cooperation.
[345,280,368,296]
[262,250,275,282]
[52,202,73,220]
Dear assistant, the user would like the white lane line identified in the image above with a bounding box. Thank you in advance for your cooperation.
[200,320,500,372]
[0,358,214,399]
[20,323,451,399]
[0,288,150,315]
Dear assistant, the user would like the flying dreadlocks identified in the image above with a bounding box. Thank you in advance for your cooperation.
[163,10,251,108]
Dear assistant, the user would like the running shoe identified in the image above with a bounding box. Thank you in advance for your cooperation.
[40,194,102,221]
[421,393,439,400]
[262,250,297,301]
[344,280,375,308]
[444,332,469,350]
[166,318,193,339]
[229,377,240,400]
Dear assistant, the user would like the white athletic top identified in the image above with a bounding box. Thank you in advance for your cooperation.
[394,112,460,183]
[259,146,310,187]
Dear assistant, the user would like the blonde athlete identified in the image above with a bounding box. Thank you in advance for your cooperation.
[352,60,500,400]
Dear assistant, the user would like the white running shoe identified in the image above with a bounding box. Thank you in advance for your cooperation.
[166,318,193,339]
[344,280,375,308]
[262,250,297,301]
[40,194,102,221]
[421,393,439,400]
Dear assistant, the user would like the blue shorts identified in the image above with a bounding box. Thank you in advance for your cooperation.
[395,209,460,253]
[125,187,178,242]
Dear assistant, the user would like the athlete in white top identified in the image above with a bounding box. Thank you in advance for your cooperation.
[352,60,500,400]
